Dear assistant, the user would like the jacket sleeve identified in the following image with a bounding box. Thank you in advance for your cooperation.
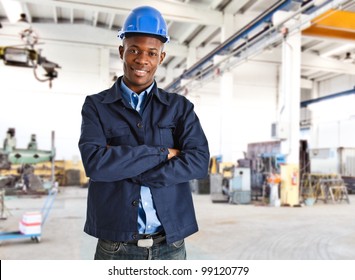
[78,96,169,182]
[135,99,210,187]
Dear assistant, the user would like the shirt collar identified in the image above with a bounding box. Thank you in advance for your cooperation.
[120,80,154,109]
[120,79,155,96]
[101,76,170,106]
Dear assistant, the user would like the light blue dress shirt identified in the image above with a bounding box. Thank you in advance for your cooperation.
[120,80,163,234]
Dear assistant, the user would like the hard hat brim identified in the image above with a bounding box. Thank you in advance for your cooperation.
[118,31,169,43]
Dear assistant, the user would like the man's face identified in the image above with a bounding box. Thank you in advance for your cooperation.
[119,35,166,94]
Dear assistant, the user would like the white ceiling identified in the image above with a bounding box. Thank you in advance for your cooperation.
[1,0,355,92]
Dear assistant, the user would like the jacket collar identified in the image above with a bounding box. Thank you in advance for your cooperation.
[101,76,170,106]
[101,77,124,104]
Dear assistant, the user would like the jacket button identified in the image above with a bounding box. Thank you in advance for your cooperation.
[132,234,138,240]
[160,148,166,152]
[132,200,139,206]
[137,122,143,128]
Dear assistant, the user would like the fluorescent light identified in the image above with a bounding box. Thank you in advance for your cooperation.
[1,0,24,23]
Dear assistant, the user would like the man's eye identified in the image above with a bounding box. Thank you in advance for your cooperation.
[129,49,139,54]
[149,52,158,57]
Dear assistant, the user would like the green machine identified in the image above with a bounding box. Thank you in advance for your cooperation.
[0,128,56,190]
[1,128,55,167]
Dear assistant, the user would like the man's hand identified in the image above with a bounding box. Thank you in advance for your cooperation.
[167,148,180,160]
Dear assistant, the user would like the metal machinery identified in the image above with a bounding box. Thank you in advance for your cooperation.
[209,155,227,202]
[238,141,285,201]
[234,140,351,205]
[237,140,310,204]
[300,173,350,204]
[210,160,235,203]
[0,128,56,194]
[308,147,355,194]
[0,19,61,88]
[229,167,252,205]
[209,140,311,205]
[209,156,252,204]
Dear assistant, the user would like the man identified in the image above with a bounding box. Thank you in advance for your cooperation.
[78,6,209,260]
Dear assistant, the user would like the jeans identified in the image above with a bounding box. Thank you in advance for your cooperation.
[94,238,186,260]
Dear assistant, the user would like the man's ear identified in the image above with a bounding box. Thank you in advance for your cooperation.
[119,45,124,60]
[160,51,166,65]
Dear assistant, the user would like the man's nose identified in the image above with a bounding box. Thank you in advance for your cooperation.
[135,51,149,64]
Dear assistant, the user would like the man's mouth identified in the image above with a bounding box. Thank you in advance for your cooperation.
[133,68,149,77]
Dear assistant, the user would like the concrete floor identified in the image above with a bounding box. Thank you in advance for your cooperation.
[0,186,355,260]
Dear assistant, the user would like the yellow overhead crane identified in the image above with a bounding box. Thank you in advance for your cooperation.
[302,9,355,40]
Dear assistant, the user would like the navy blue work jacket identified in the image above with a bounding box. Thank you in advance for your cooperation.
[78,77,210,244]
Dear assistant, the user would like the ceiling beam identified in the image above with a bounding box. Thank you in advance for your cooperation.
[22,2,32,23]
[302,52,355,75]
[16,0,224,26]
[301,39,322,52]
[313,73,341,82]
[92,10,98,27]
[107,13,115,30]
[303,33,355,45]
[1,0,24,22]
[239,0,259,14]
[70,8,74,24]
[52,6,58,23]
[167,57,185,69]
[225,0,252,14]
[209,0,225,10]
[177,23,199,44]
[165,42,188,58]
[307,71,330,80]
[189,25,219,47]
[319,43,355,57]
[301,69,318,76]
[250,50,355,75]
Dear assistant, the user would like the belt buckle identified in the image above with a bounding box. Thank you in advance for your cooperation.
[137,238,153,248]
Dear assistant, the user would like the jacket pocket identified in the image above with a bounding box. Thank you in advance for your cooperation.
[105,126,131,146]
[158,122,176,147]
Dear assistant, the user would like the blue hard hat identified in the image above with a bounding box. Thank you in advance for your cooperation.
[118,6,169,43]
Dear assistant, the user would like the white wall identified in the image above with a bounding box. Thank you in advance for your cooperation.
[318,75,355,97]
[307,74,355,149]
[0,40,109,160]
[189,61,278,163]
[189,61,355,163]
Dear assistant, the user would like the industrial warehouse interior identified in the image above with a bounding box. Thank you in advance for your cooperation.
[1,0,355,265]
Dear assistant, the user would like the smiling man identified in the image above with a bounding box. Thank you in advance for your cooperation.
[78,6,210,260]
[119,35,166,93]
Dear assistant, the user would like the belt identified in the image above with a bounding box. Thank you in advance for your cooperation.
[127,231,166,248]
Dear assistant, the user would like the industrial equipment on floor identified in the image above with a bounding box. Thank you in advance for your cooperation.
[209,155,252,204]
[300,173,350,204]
[0,186,58,243]
[309,147,355,194]
[0,128,56,194]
